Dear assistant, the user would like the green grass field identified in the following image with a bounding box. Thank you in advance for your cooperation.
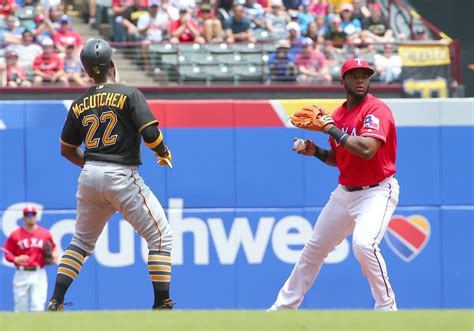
[1,310,473,331]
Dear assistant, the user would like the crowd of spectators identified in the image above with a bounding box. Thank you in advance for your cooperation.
[0,0,433,86]
[0,0,90,86]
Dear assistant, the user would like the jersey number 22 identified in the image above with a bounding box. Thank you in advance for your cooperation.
[82,111,118,149]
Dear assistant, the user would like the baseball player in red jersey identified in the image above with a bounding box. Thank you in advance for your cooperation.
[2,206,58,312]
[269,58,399,311]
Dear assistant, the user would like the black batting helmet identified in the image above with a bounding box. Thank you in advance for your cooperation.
[80,38,115,79]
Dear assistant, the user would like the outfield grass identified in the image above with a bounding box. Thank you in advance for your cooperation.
[1,310,472,331]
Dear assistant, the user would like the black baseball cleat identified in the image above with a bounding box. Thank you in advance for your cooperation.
[47,299,72,311]
[47,299,64,311]
[152,298,174,310]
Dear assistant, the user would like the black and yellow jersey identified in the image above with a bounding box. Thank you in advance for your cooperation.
[60,83,157,165]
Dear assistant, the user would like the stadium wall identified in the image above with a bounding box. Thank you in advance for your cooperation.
[0,98,472,311]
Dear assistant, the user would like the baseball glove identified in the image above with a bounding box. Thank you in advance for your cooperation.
[43,241,55,265]
[156,146,172,169]
[291,105,335,131]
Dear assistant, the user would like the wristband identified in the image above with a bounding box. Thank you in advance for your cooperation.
[313,146,329,162]
[328,126,349,146]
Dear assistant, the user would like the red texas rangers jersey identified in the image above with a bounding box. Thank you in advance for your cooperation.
[2,226,56,268]
[330,93,397,187]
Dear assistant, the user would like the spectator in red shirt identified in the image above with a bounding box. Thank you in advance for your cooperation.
[0,0,17,16]
[52,15,84,54]
[32,38,69,86]
[296,37,331,84]
[5,49,32,87]
[169,5,205,44]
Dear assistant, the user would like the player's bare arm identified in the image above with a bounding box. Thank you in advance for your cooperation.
[60,144,85,168]
[323,124,382,160]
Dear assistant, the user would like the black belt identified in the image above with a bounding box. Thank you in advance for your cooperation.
[16,266,40,271]
[344,183,379,192]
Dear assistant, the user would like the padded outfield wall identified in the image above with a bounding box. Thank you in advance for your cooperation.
[0,98,472,311]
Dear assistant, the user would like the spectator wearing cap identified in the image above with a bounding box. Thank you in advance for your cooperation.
[121,0,149,42]
[12,30,43,69]
[224,4,256,43]
[196,3,223,43]
[5,50,32,87]
[243,0,265,30]
[286,21,304,56]
[360,2,393,43]
[374,43,401,83]
[52,15,84,54]
[324,13,347,47]
[339,3,361,41]
[64,43,89,86]
[296,37,331,84]
[2,205,57,312]
[169,5,205,44]
[32,38,68,86]
[137,2,170,72]
[265,0,290,36]
[268,39,297,82]
[0,16,23,46]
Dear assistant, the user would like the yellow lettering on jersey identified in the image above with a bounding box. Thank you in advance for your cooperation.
[72,103,80,118]
[105,93,114,105]
[117,94,126,109]
[72,93,128,117]
[83,97,90,111]
[111,93,119,107]
[100,93,106,107]
[89,94,97,109]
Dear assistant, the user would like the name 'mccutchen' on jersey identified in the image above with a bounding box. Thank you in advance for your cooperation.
[60,83,158,165]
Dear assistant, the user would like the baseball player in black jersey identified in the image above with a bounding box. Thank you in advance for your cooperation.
[47,38,173,311]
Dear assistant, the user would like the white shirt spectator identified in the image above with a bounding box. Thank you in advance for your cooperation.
[12,43,43,68]
[374,45,401,83]
[137,9,169,42]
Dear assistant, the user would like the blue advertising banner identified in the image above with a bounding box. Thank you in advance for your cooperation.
[0,99,473,311]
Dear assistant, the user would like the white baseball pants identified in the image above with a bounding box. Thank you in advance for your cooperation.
[270,176,399,311]
[13,268,47,312]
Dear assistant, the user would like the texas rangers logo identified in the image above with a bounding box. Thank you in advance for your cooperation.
[384,215,431,262]
[363,114,380,130]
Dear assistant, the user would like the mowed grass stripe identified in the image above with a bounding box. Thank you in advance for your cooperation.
[1,310,472,331]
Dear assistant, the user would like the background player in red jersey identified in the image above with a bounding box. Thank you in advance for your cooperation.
[269,58,399,311]
[2,206,57,312]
